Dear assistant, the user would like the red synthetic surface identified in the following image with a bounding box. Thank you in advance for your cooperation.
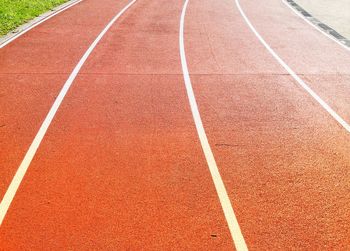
[0,0,349,249]
[0,0,132,197]
[186,0,350,249]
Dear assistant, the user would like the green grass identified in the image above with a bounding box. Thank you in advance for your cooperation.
[0,0,69,36]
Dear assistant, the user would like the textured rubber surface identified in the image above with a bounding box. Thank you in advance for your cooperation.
[184,0,350,249]
[0,0,349,249]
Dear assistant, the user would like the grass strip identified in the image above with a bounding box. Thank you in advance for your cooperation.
[0,0,69,36]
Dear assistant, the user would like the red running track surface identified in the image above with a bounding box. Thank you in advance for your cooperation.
[0,0,349,249]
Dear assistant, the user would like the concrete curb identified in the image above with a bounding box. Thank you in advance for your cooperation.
[0,0,83,49]
[284,0,350,49]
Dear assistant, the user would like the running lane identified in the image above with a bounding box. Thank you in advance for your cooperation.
[0,0,235,249]
[240,0,350,123]
[184,0,350,249]
[0,0,133,198]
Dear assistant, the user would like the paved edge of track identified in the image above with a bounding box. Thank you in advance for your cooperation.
[282,0,350,52]
[0,0,137,225]
[235,0,350,133]
[0,0,83,49]
[179,1,248,250]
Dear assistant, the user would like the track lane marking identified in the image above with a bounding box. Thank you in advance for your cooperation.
[0,0,137,225]
[282,0,350,53]
[179,1,248,250]
[235,0,350,133]
[0,0,83,49]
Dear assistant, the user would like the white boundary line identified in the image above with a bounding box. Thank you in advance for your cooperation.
[0,0,83,49]
[235,0,350,133]
[0,0,137,225]
[179,1,248,250]
[282,0,350,53]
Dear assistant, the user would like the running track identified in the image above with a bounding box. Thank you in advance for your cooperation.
[0,0,349,249]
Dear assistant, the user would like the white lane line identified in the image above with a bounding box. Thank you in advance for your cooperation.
[282,0,350,53]
[235,0,350,133]
[0,0,83,49]
[179,1,248,250]
[0,0,137,225]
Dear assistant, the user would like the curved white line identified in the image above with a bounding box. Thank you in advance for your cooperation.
[235,0,350,133]
[282,0,350,53]
[179,1,248,250]
[0,0,137,225]
[0,0,83,49]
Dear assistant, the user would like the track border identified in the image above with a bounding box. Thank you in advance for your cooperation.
[0,0,83,49]
[283,0,350,51]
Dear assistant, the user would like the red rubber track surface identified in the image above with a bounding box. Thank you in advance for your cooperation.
[0,0,233,249]
[241,0,350,123]
[0,0,133,197]
[0,0,349,249]
[185,0,350,249]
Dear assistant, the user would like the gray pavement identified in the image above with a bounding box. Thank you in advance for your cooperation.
[294,0,350,39]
